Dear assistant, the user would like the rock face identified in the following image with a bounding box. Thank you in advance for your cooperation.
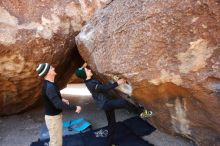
[75,0,220,145]
[0,0,112,115]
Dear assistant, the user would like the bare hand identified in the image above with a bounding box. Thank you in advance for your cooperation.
[117,78,126,85]
[62,98,69,105]
[75,106,82,113]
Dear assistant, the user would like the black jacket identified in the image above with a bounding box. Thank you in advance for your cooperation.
[42,80,76,116]
[85,78,118,108]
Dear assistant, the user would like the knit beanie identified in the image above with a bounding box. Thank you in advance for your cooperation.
[75,67,87,80]
[36,63,51,77]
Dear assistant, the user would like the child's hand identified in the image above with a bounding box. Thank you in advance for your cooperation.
[117,79,126,85]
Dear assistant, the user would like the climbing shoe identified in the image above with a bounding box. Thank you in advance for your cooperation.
[140,110,153,118]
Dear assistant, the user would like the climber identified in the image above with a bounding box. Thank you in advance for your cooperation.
[36,63,82,146]
[75,62,152,146]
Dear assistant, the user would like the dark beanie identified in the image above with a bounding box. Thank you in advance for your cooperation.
[75,67,87,80]
[36,63,51,77]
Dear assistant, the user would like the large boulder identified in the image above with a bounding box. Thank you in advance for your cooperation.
[0,0,112,115]
[75,0,220,145]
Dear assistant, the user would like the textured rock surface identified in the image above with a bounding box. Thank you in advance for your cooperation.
[76,0,220,145]
[0,0,112,115]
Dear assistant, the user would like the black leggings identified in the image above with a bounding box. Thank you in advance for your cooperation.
[103,98,131,146]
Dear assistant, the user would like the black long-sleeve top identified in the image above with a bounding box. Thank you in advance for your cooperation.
[85,78,118,108]
[42,80,76,116]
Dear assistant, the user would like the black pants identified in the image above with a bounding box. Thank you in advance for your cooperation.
[102,98,133,146]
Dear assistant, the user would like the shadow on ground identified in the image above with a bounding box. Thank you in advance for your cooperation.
[0,99,196,146]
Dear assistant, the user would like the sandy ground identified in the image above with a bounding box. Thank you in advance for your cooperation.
[0,100,196,146]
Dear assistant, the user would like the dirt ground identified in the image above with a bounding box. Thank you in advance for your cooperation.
[0,100,196,146]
